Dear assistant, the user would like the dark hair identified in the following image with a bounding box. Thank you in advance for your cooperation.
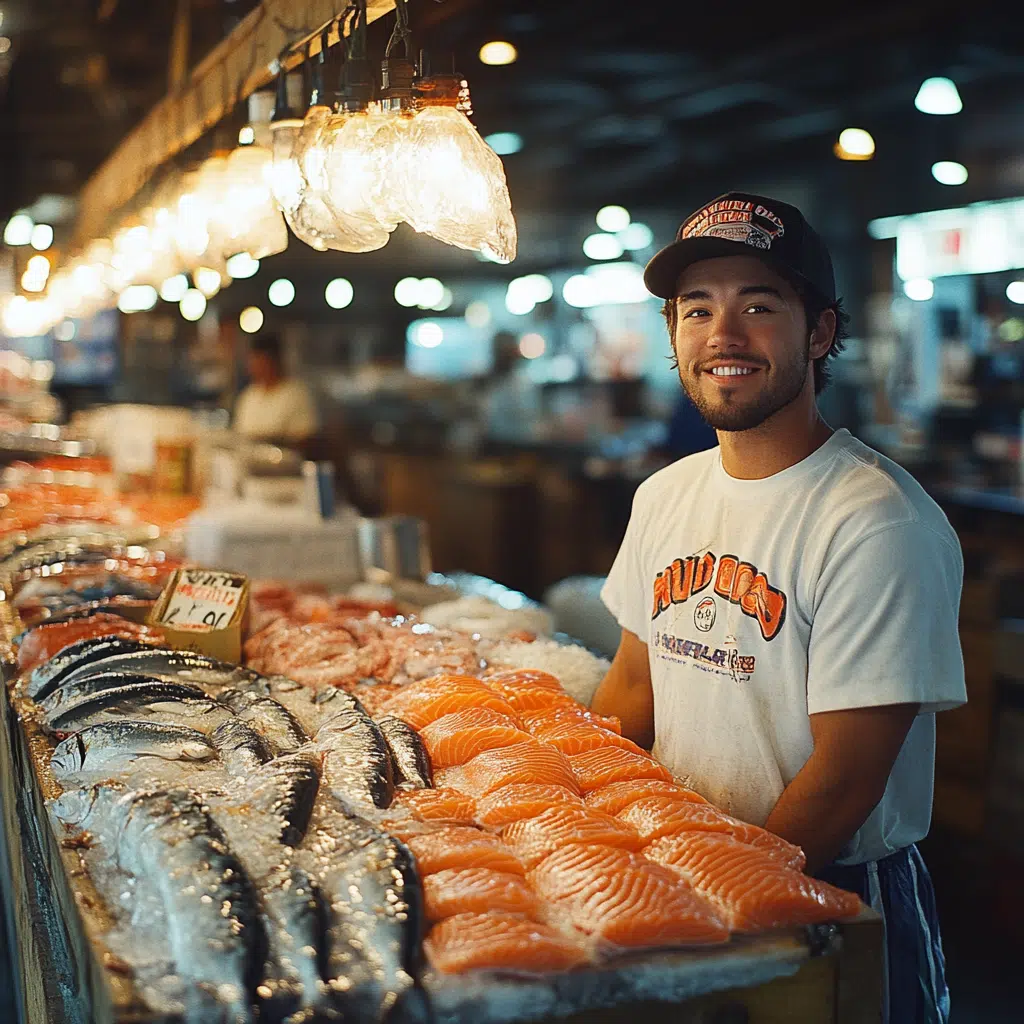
[661,278,851,394]
[249,331,283,367]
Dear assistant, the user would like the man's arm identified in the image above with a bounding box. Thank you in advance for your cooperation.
[763,702,919,873]
[590,628,655,750]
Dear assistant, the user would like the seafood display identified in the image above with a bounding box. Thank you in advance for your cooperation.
[0,529,865,1024]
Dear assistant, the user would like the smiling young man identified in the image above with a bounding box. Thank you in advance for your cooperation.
[592,192,966,1023]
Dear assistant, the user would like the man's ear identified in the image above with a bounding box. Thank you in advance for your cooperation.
[809,308,836,361]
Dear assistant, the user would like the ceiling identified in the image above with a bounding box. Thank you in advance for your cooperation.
[1,0,1023,243]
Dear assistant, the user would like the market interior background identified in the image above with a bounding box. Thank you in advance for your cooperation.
[1,1,1023,1019]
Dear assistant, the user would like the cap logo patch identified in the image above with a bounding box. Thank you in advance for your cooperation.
[681,199,785,251]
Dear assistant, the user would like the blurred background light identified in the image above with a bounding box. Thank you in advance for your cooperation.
[3,212,33,246]
[583,232,625,260]
[159,274,189,303]
[325,278,354,310]
[54,320,76,342]
[519,333,547,359]
[618,222,654,250]
[179,289,207,321]
[117,285,158,314]
[239,306,264,333]
[595,205,631,232]
[915,77,963,115]
[268,278,295,307]
[904,278,935,301]
[835,128,875,160]
[225,253,260,279]
[484,132,523,156]
[1007,281,1024,305]
[478,41,518,66]
[30,224,53,251]
[237,125,256,146]
[416,278,446,310]
[464,300,491,328]
[394,277,421,307]
[194,266,222,297]
[932,160,968,185]
[411,321,444,348]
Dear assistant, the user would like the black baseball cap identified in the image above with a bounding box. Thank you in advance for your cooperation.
[644,192,836,305]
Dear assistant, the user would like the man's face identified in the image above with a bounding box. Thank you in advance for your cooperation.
[248,352,279,387]
[670,255,821,432]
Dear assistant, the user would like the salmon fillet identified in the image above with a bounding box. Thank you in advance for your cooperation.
[439,740,581,797]
[380,674,517,730]
[406,826,526,876]
[391,787,478,825]
[585,780,709,816]
[528,844,729,948]
[621,797,805,870]
[646,832,862,932]
[568,747,674,793]
[425,912,589,973]
[520,705,623,735]
[475,783,584,827]
[499,684,581,714]
[419,708,532,769]
[532,720,649,757]
[483,668,564,694]
[501,806,643,869]
[423,868,541,921]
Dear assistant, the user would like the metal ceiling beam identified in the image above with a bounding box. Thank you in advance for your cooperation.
[71,0,396,249]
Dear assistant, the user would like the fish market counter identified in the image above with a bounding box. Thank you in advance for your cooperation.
[0,571,883,1024]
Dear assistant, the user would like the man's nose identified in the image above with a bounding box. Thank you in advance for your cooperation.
[706,309,750,351]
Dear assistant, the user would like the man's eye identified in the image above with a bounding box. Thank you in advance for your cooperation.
[682,309,709,319]
[745,304,772,313]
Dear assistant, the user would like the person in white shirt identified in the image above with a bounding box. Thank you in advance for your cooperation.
[234,332,318,444]
[594,192,965,1024]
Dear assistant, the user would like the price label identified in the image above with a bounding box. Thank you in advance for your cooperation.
[157,569,247,632]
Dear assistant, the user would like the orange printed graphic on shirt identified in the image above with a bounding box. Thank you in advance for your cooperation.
[651,551,787,642]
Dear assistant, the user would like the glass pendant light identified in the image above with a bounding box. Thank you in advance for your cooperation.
[268,65,306,222]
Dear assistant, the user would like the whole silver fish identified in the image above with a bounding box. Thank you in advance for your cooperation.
[377,716,433,789]
[51,785,266,1024]
[238,753,321,848]
[50,721,215,781]
[58,649,260,692]
[303,806,425,1022]
[26,636,164,700]
[39,671,207,717]
[47,687,235,736]
[317,707,394,810]
[210,719,273,777]
[217,689,308,757]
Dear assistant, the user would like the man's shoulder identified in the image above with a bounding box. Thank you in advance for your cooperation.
[821,434,959,554]
[634,447,720,507]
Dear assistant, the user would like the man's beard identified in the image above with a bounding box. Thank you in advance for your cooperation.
[679,338,810,432]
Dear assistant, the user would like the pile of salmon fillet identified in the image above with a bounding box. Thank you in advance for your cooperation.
[380,669,864,975]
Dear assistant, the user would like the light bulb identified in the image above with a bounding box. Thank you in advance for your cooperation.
[835,128,875,160]
[160,274,189,302]
[215,144,288,261]
[383,106,517,263]
[194,267,223,297]
[179,289,207,321]
[269,119,306,218]
[914,77,962,115]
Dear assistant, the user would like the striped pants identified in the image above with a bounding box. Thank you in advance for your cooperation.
[816,844,950,1024]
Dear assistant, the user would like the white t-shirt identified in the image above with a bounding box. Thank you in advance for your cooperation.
[234,379,318,441]
[601,428,966,864]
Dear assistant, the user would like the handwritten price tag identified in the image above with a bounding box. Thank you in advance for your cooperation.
[157,569,247,632]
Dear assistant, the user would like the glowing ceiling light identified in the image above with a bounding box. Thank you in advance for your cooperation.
[194,266,223,297]
[117,285,159,314]
[835,128,875,161]
[325,278,354,310]
[214,144,288,261]
[179,289,207,321]
[618,222,654,250]
[484,132,523,156]
[596,205,631,232]
[30,224,54,251]
[159,274,189,303]
[225,252,260,279]
[238,125,256,146]
[268,73,306,220]
[268,278,295,307]
[239,306,264,333]
[395,278,422,307]
[903,278,934,301]
[914,77,962,115]
[412,321,444,348]
[3,213,33,246]
[1006,281,1024,305]
[465,300,491,328]
[932,161,968,186]
[583,232,624,260]
[519,333,546,359]
[479,41,518,66]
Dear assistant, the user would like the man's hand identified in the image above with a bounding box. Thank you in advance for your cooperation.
[763,703,920,873]
[590,629,655,749]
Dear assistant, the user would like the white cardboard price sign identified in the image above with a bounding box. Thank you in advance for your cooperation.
[157,568,247,632]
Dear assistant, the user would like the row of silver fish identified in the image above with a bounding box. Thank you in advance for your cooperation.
[32,625,434,1024]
